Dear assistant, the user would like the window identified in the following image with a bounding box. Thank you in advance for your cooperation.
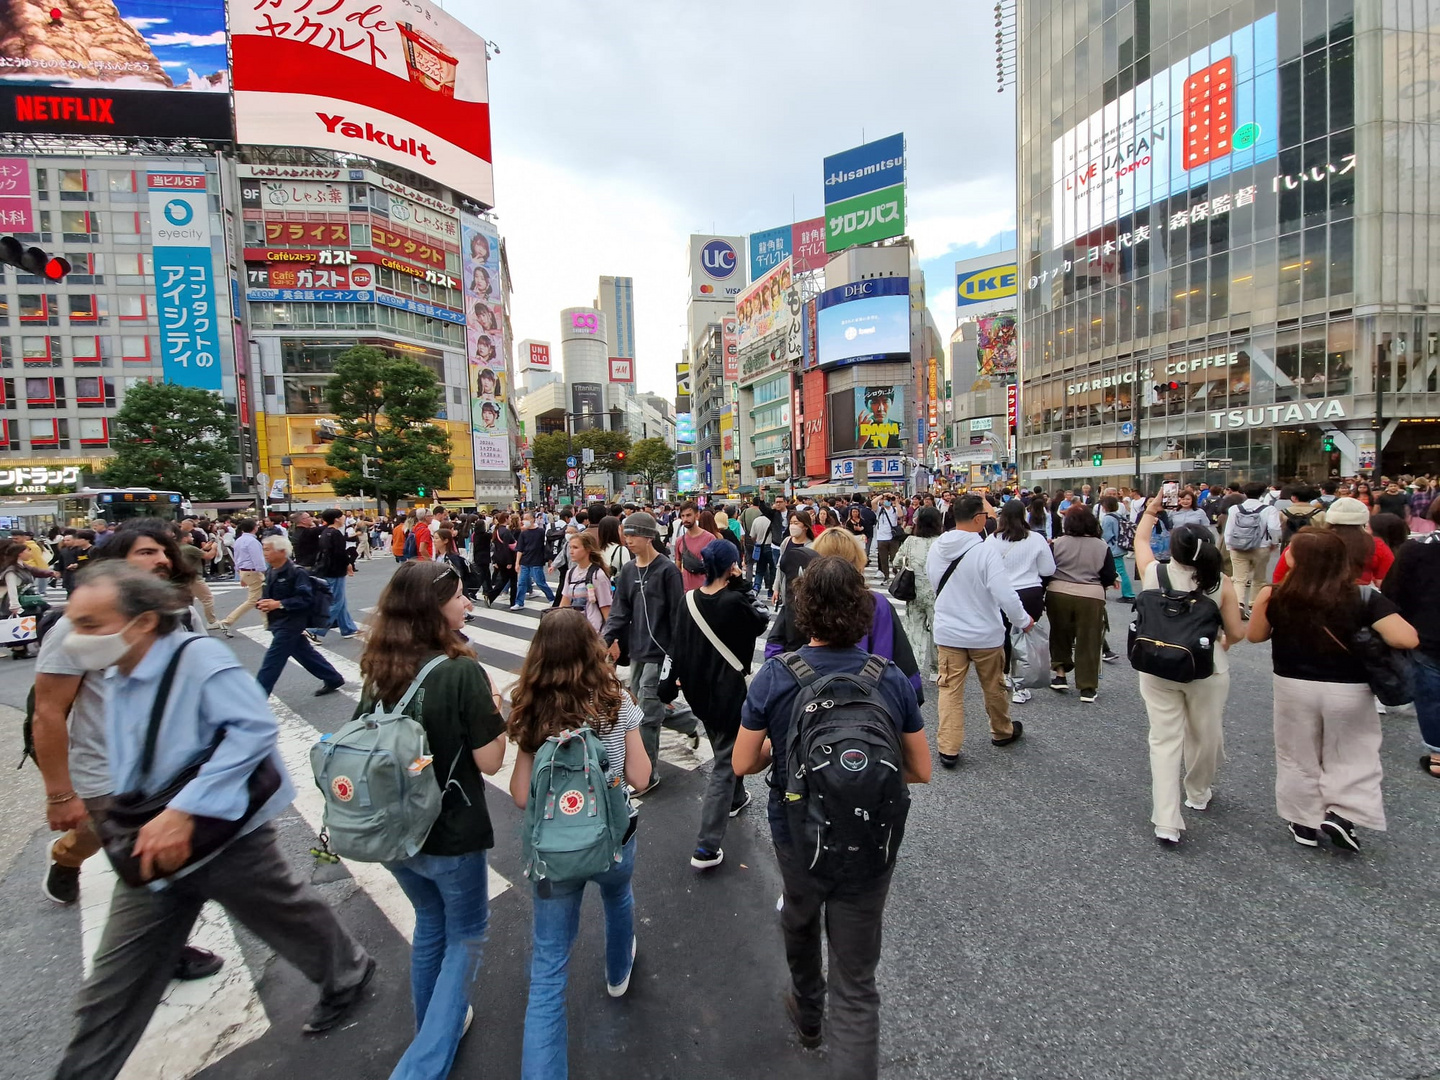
[28,417,69,449]
[59,170,93,200]
[0,377,11,407]
[121,336,151,362]
[72,335,103,364]
[108,170,137,193]
[78,417,109,446]
[25,376,58,405]
[0,418,15,450]
[67,294,98,321]
[21,336,52,364]
[108,211,142,240]
[76,376,114,407]
[116,294,147,320]
[60,210,94,240]
[243,220,264,245]
[17,294,45,321]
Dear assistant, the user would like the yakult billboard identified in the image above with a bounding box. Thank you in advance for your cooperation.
[231,0,494,206]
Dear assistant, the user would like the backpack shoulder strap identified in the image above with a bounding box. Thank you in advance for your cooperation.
[138,636,204,782]
[778,651,818,688]
[392,654,451,715]
[857,653,887,688]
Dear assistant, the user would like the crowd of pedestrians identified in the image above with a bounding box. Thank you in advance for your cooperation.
[11,472,1439,1079]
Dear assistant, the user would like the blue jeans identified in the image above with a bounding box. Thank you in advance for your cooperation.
[1412,651,1440,753]
[385,849,490,1080]
[1113,553,1135,599]
[512,565,554,608]
[521,836,636,1080]
[752,543,776,592]
[312,574,358,637]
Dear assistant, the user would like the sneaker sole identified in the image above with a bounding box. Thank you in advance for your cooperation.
[728,796,751,818]
[1321,820,1361,852]
[690,851,724,870]
[1289,826,1320,848]
[607,937,638,997]
[41,865,79,906]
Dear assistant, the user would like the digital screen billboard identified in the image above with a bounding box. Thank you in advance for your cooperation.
[814,277,910,368]
[0,0,230,139]
[827,384,903,454]
[1051,12,1278,244]
[232,0,494,205]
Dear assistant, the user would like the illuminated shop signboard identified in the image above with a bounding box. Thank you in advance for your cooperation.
[1051,12,1279,245]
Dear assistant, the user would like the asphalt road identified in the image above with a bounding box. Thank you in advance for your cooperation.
[0,558,1434,1080]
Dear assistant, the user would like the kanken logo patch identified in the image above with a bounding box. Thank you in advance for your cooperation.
[331,776,355,802]
[559,790,585,815]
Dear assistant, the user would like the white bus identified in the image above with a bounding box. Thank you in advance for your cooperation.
[0,487,185,536]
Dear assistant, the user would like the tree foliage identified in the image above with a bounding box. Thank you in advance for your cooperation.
[574,429,631,473]
[530,431,572,484]
[627,437,675,498]
[323,346,451,513]
[99,382,234,500]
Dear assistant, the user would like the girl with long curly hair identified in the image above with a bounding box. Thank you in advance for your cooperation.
[507,609,648,1076]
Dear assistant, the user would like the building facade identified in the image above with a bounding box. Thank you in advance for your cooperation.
[1016,0,1439,490]
[595,275,635,360]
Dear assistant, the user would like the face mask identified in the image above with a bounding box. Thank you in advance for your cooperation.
[65,617,140,671]
[789,523,806,539]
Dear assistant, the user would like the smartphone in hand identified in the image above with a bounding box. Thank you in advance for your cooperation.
[1161,481,1180,511]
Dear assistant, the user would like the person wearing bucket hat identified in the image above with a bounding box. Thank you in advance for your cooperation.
[603,512,700,794]
[1271,496,1396,587]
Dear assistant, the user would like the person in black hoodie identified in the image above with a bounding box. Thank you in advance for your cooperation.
[602,512,699,794]
[308,508,358,641]
[670,538,769,870]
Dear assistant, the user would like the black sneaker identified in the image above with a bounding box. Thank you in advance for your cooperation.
[991,720,1024,747]
[303,955,376,1034]
[690,846,724,870]
[1102,649,1120,664]
[728,791,752,818]
[938,752,960,769]
[314,681,344,697]
[174,944,224,980]
[782,990,823,1049]
[1288,822,1320,847]
[1321,812,1361,852]
[43,862,80,905]
[1049,674,1068,692]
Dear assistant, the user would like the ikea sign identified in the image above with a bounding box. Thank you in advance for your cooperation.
[956,263,1018,308]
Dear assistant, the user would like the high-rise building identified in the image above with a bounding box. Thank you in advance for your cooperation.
[595,275,636,361]
[1015,1,1439,486]
[686,235,745,490]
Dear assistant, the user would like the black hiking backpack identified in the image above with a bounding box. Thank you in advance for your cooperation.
[776,653,910,881]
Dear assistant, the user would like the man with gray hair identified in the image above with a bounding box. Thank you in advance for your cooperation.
[255,533,344,697]
[52,563,373,1079]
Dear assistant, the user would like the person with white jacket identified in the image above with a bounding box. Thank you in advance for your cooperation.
[926,494,1034,768]
[992,501,1056,704]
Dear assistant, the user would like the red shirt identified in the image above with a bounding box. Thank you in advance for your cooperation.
[1272,535,1394,585]
[414,520,433,559]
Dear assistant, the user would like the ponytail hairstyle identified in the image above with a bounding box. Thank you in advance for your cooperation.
[1169,523,1222,593]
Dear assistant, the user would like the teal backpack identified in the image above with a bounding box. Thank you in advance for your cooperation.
[522,727,630,889]
[310,655,457,863]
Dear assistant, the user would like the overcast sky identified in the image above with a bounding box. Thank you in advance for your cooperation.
[453,0,1018,396]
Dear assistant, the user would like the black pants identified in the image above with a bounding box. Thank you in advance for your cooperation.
[1002,585,1048,673]
[775,845,893,1080]
[486,563,516,606]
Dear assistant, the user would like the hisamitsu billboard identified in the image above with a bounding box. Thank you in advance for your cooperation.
[823,133,905,206]
[956,262,1019,307]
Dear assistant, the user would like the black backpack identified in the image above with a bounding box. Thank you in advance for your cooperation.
[1127,564,1223,682]
[776,653,910,881]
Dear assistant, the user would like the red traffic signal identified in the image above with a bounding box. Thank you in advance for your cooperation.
[615,450,627,462]
[0,236,70,281]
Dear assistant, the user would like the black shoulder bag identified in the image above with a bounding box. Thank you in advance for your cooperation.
[100,637,283,887]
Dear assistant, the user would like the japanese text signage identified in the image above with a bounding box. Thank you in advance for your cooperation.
[0,464,80,494]
[0,158,32,231]
[791,217,828,273]
[826,184,905,253]
[231,0,495,206]
[823,133,905,254]
[749,225,791,282]
[721,316,739,383]
[148,173,221,391]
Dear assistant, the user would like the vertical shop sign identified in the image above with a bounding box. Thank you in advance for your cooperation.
[149,172,221,390]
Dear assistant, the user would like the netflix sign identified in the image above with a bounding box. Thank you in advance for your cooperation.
[0,87,230,140]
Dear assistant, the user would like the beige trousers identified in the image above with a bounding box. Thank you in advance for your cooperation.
[1140,670,1230,831]
[936,645,1012,755]
[1228,547,1272,608]
[221,569,266,628]
[1272,675,1385,830]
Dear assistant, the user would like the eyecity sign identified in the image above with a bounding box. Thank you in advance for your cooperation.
[1209,399,1346,430]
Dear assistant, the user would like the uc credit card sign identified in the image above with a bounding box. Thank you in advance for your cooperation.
[148,173,222,392]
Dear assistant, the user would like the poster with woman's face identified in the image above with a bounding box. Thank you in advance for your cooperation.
[462,212,508,464]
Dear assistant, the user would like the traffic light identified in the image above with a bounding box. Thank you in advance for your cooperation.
[1091,452,1104,467]
[0,236,70,281]
[416,485,426,497]
[1322,434,1336,453]
[615,450,627,465]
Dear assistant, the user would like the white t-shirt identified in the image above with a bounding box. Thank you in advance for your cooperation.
[35,617,111,799]
[875,505,897,541]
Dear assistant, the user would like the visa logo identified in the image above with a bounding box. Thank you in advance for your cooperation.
[956,263,1018,306]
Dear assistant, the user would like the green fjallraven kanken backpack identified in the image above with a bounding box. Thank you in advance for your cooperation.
[522,727,630,889]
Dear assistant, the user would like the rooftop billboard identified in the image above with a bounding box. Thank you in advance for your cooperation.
[814,277,910,368]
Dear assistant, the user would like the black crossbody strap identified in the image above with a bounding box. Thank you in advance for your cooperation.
[138,636,203,783]
[936,544,974,598]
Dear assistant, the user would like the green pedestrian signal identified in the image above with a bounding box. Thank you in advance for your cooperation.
[417,485,426,497]
[1322,434,1336,453]
[1091,453,1103,467]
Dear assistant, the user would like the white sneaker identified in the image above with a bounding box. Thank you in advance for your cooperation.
[462,1005,474,1036]
[1154,827,1181,845]
[1184,791,1212,811]
[1011,687,1032,704]
[607,936,637,998]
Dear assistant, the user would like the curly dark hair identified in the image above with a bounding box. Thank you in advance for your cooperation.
[790,555,875,648]
[507,608,625,754]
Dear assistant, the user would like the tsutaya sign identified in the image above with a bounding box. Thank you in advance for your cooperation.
[1210,399,1347,430]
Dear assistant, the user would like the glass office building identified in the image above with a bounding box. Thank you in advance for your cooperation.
[1016,1,1440,489]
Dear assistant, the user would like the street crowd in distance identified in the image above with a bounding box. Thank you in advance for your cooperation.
[6,470,1439,1080]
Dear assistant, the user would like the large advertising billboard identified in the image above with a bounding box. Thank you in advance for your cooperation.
[749,224,790,282]
[721,315,739,383]
[976,314,1018,377]
[956,262,1018,308]
[0,0,230,139]
[689,234,744,300]
[232,0,494,206]
[814,277,910,368]
[1051,12,1278,244]
[828,384,904,453]
[736,257,791,351]
[571,382,604,431]
[791,217,828,273]
[149,171,222,391]
[607,357,633,383]
[823,133,905,254]
[462,213,507,470]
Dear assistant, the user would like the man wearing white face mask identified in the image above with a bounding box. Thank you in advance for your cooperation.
[52,563,374,1080]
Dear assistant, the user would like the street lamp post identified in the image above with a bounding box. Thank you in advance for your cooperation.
[280,455,293,517]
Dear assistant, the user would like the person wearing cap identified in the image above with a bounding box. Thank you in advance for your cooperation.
[1271,496,1395,586]
[669,538,768,870]
[602,512,700,794]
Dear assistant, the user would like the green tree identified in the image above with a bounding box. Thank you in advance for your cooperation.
[574,429,631,473]
[627,437,675,499]
[323,346,451,514]
[531,431,572,486]
[99,382,234,500]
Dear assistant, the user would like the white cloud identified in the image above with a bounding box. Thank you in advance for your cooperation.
[123,16,169,29]
[146,31,227,47]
